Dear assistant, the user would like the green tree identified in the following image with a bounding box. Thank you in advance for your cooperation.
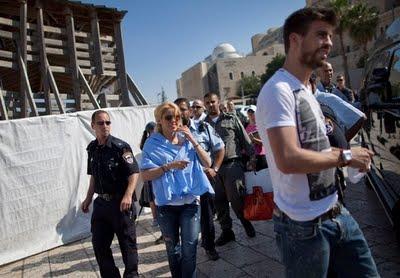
[329,0,352,86]
[260,54,285,84]
[237,75,262,98]
[347,3,379,60]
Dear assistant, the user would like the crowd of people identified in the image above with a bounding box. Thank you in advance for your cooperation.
[79,6,379,278]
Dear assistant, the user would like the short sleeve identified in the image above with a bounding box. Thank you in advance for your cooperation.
[120,145,139,176]
[257,82,296,130]
[140,142,159,170]
[87,152,92,175]
[207,124,224,152]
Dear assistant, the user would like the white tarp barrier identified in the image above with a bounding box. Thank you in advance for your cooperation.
[0,105,156,265]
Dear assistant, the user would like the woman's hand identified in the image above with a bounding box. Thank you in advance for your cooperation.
[167,160,190,170]
[177,126,196,145]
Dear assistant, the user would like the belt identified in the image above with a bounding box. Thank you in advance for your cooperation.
[273,202,342,222]
[222,157,241,165]
[98,193,114,201]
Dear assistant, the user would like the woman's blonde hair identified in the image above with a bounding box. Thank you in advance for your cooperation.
[154,101,181,134]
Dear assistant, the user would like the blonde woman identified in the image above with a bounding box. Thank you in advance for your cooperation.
[140,102,213,278]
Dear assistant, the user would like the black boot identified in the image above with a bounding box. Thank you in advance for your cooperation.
[241,219,256,237]
[215,229,235,246]
[205,248,220,261]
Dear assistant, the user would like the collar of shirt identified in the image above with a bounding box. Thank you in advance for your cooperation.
[189,119,198,131]
[95,135,113,148]
[279,68,310,93]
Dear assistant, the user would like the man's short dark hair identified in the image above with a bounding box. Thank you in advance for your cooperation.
[91,110,110,123]
[283,7,337,54]
[174,97,189,107]
[203,92,220,100]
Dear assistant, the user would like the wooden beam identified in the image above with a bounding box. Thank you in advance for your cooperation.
[0,30,18,40]
[18,54,38,116]
[36,2,51,114]
[27,45,90,59]
[65,8,81,110]
[50,65,67,73]
[101,46,116,53]
[90,9,104,75]
[0,88,8,120]
[127,73,148,105]
[46,61,65,114]
[0,50,15,60]
[19,0,28,118]
[113,20,131,106]
[78,67,100,109]
[0,16,19,27]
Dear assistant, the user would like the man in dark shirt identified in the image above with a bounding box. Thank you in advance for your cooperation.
[317,62,351,102]
[336,74,354,103]
[81,110,140,278]
[204,92,256,246]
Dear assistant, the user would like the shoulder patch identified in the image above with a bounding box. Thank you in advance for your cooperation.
[122,151,134,164]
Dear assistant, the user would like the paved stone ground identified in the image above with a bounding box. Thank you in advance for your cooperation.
[1,178,400,277]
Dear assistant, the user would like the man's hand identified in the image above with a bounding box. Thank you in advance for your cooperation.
[81,198,92,213]
[204,167,217,179]
[348,147,374,172]
[120,194,132,212]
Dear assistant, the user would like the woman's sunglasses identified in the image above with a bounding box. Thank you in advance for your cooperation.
[164,114,180,121]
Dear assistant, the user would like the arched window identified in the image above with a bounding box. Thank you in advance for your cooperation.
[251,71,255,76]
[240,72,244,78]
[229,72,233,80]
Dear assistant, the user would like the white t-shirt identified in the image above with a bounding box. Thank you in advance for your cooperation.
[256,68,337,221]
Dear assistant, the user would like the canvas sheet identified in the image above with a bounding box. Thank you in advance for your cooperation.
[0,105,156,265]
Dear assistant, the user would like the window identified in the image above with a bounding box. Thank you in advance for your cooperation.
[229,72,233,80]
[240,72,244,78]
[346,45,350,53]
[251,71,255,76]
[389,49,400,101]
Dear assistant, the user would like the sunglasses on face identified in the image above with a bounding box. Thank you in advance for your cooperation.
[96,121,111,126]
[164,114,180,121]
[337,79,344,81]
[192,106,203,109]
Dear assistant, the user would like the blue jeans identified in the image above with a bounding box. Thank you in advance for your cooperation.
[157,204,200,278]
[273,206,379,278]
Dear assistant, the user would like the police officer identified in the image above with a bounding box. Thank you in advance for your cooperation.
[174,98,225,260]
[81,110,140,278]
[204,93,256,246]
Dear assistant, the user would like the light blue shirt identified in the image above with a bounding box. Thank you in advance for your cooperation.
[140,133,214,206]
[189,119,224,163]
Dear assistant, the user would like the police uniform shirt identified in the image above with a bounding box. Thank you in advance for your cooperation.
[189,119,224,162]
[87,135,139,195]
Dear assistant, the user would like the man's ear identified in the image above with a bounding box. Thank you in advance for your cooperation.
[91,122,95,130]
[290,32,304,51]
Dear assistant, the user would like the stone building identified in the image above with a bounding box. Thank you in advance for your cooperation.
[176,42,282,101]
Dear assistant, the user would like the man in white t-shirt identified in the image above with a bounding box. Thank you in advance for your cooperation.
[256,7,378,277]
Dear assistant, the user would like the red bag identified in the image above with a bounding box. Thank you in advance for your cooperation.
[244,186,274,221]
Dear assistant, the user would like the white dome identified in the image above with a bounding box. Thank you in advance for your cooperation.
[212,43,242,60]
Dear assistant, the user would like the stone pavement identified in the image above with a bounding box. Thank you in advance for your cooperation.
[1,178,400,277]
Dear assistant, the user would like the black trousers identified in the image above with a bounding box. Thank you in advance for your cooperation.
[200,192,216,251]
[91,197,138,278]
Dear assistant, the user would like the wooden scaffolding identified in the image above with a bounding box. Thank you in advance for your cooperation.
[0,0,147,120]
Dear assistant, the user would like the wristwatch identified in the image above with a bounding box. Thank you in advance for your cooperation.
[340,149,352,166]
[213,167,219,173]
